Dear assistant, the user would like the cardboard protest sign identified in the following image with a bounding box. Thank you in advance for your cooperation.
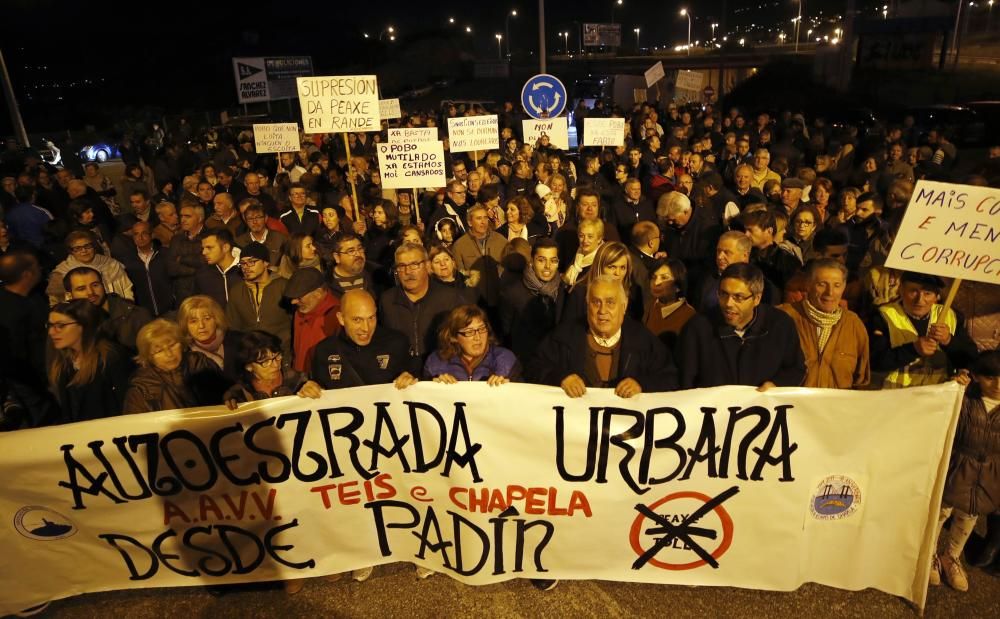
[379,98,402,120]
[0,382,961,614]
[645,61,665,87]
[522,118,569,151]
[884,180,1000,284]
[252,123,300,154]
[388,127,438,143]
[377,141,447,189]
[447,115,500,153]
[583,118,626,147]
[675,70,704,91]
[296,75,380,133]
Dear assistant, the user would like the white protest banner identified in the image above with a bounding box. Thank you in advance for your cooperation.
[522,117,570,151]
[645,61,665,87]
[388,127,438,143]
[447,115,500,153]
[884,180,1000,284]
[377,141,447,189]
[252,123,301,154]
[233,57,270,103]
[379,98,402,120]
[296,75,380,133]
[583,118,626,147]
[675,70,704,92]
[0,382,961,614]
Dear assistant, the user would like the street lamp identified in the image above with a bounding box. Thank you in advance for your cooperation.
[379,26,396,42]
[465,25,472,33]
[611,0,623,24]
[505,9,517,59]
[792,0,803,53]
[680,8,692,56]
[711,23,718,39]
[562,31,570,53]
[448,17,455,25]
[779,32,786,44]
[634,27,640,50]
[495,34,503,59]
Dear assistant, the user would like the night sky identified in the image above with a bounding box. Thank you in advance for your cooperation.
[2,0,881,135]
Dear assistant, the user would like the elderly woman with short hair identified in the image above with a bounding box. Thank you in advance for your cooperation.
[123,319,226,414]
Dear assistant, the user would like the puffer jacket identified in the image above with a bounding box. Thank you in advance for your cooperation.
[423,345,521,381]
[943,388,1000,515]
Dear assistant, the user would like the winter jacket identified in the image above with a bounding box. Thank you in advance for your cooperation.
[194,259,243,308]
[379,281,470,360]
[123,351,226,414]
[225,277,292,359]
[778,300,870,389]
[166,228,208,301]
[943,388,1000,515]
[451,230,508,307]
[424,345,521,381]
[100,294,154,353]
[311,327,419,389]
[678,304,806,389]
[51,343,134,423]
[120,245,174,316]
[529,317,677,392]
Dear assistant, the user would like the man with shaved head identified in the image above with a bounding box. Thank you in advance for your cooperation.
[310,289,420,390]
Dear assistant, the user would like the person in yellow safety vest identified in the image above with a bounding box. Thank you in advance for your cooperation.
[868,272,977,389]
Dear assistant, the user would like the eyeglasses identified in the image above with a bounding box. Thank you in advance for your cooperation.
[239,258,261,269]
[47,321,79,330]
[70,243,95,253]
[396,260,426,272]
[717,291,756,303]
[336,246,365,256]
[457,326,489,338]
[245,215,266,222]
[253,353,282,367]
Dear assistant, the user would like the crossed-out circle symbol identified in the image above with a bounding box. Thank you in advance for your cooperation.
[629,488,736,571]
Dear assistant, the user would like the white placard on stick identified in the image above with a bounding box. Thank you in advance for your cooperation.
[675,70,704,92]
[884,180,1000,285]
[379,98,402,120]
[522,118,569,151]
[644,61,665,87]
[252,123,300,154]
[296,75,380,133]
[447,115,500,153]
[377,141,447,189]
[583,118,626,147]
[388,127,438,143]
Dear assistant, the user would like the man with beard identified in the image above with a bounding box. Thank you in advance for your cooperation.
[64,265,152,353]
[329,232,386,297]
[226,242,292,359]
[499,238,565,361]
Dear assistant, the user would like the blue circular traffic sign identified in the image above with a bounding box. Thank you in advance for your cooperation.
[521,74,567,119]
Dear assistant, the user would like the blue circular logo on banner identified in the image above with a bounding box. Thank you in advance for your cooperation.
[521,74,568,119]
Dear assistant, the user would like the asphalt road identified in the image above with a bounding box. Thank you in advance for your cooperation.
[28,560,1000,618]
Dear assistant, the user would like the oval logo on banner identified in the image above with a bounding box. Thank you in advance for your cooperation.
[810,475,862,520]
[14,506,78,541]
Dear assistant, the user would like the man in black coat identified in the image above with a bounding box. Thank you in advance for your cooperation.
[499,238,566,362]
[678,263,805,389]
[530,276,677,397]
[659,190,722,286]
[608,177,656,242]
[311,289,421,389]
[119,220,174,316]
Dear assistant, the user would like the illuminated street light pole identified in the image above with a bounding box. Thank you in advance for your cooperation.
[634,27,640,50]
[505,9,518,59]
[611,0,623,24]
[496,34,503,59]
[0,46,29,148]
[680,8,692,56]
[794,0,803,53]
[562,31,570,53]
[712,23,718,39]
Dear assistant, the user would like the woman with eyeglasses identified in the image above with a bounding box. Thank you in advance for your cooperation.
[46,299,134,423]
[123,319,226,414]
[223,330,322,595]
[423,304,520,384]
[788,204,822,261]
[47,229,134,305]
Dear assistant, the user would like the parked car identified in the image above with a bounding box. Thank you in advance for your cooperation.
[78,142,121,163]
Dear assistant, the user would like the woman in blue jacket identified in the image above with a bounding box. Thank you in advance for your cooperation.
[424,304,521,384]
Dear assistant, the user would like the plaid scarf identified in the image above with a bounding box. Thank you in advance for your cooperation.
[803,299,843,353]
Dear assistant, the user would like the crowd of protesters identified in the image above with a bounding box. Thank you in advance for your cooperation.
[1,96,999,597]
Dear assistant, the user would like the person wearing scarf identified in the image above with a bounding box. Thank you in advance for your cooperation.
[779,259,870,389]
[283,269,341,372]
[563,219,604,287]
